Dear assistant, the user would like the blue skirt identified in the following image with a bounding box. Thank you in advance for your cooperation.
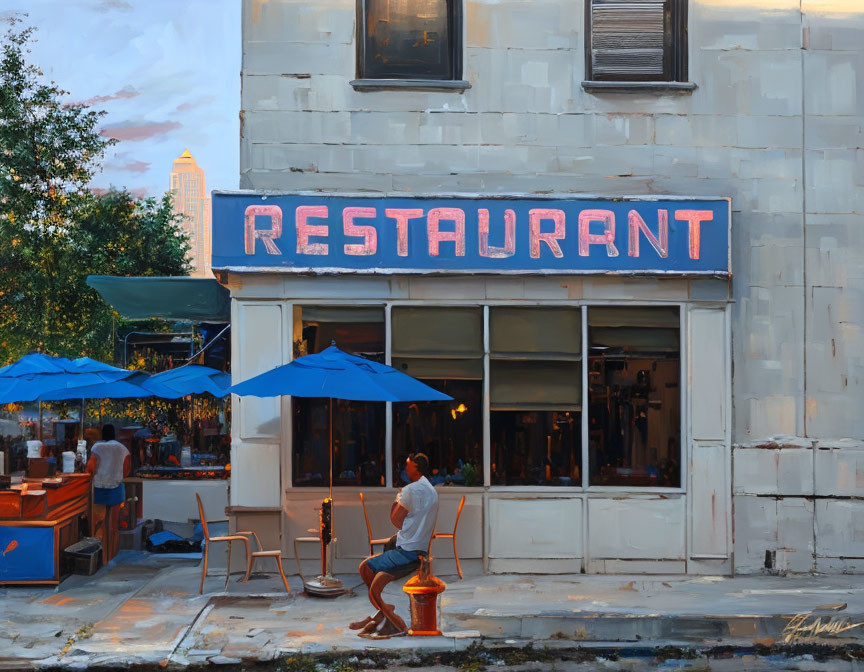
[94,484,124,507]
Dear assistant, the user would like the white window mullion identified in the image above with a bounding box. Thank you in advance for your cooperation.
[483,304,491,488]
[581,305,589,489]
[385,302,393,489]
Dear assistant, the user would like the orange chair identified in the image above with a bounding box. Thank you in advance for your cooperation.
[428,495,466,579]
[196,492,250,594]
[359,492,391,557]
[239,530,290,593]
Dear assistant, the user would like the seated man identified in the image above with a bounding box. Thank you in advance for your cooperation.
[351,453,438,639]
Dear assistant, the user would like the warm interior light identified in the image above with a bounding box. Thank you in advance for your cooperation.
[450,403,468,419]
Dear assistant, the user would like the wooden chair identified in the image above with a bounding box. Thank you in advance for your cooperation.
[359,492,391,557]
[239,530,290,593]
[428,495,466,579]
[196,492,250,594]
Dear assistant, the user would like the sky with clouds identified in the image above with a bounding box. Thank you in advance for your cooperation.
[2,0,240,198]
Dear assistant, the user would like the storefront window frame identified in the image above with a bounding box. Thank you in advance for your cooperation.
[283,300,687,496]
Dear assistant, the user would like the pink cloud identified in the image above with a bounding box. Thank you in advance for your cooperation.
[177,96,216,112]
[90,186,151,199]
[117,160,151,173]
[72,85,139,107]
[100,120,182,142]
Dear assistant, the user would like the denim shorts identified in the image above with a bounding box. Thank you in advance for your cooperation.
[365,546,426,578]
[94,484,124,507]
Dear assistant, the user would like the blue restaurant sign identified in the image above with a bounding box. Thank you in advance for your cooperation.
[212,192,730,276]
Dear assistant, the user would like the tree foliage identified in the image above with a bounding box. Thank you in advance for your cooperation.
[0,19,189,364]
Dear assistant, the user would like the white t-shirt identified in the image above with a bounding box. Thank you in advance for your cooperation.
[395,476,438,552]
[91,440,129,489]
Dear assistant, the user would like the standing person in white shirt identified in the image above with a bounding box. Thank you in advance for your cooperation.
[351,453,438,639]
[86,424,131,563]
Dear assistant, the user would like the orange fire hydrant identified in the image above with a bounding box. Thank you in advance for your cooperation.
[402,556,446,636]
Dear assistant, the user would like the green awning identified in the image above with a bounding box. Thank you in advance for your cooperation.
[87,276,230,322]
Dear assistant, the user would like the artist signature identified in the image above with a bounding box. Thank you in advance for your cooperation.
[782,612,864,643]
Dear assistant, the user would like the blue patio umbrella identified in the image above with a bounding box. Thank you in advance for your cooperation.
[142,365,231,399]
[0,353,75,377]
[231,343,452,402]
[39,371,152,401]
[0,353,150,437]
[0,355,144,403]
[230,342,452,596]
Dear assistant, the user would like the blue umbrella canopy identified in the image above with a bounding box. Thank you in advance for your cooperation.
[0,353,77,377]
[71,357,132,375]
[39,371,152,401]
[0,353,146,403]
[142,365,231,399]
[231,344,452,402]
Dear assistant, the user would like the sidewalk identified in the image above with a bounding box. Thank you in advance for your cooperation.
[1,551,863,669]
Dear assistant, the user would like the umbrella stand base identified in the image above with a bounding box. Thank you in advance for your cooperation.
[304,575,347,598]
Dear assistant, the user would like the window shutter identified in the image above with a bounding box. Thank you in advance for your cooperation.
[590,0,669,81]
[490,307,581,359]
[490,360,582,411]
[392,307,483,357]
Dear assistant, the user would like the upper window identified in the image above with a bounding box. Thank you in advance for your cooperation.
[358,0,462,80]
[585,0,688,83]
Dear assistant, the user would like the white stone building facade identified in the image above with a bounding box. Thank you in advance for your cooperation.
[219,0,864,575]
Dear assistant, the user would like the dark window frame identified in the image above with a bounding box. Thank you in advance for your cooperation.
[356,0,463,82]
[584,0,688,84]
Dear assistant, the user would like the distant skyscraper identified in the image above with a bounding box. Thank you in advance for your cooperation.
[170,149,212,277]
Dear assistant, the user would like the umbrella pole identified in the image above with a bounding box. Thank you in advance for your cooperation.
[38,401,43,442]
[305,397,345,595]
[80,399,85,438]
[324,397,333,578]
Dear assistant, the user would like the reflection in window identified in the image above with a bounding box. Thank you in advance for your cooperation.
[489,307,582,486]
[391,307,484,486]
[393,380,482,487]
[491,411,580,486]
[292,306,386,487]
[588,307,680,487]
[360,0,460,80]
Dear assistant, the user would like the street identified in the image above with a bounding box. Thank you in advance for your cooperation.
[2,552,864,670]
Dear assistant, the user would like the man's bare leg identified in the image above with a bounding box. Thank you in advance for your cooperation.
[369,572,407,634]
[350,560,384,631]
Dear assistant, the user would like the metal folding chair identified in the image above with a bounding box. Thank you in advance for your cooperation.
[359,491,391,557]
[196,492,250,594]
[428,495,466,579]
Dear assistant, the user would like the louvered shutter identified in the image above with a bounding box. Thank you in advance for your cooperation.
[589,0,670,81]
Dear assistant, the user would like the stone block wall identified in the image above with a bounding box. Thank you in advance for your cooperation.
[240,0,864,572]
[734,437,864,573]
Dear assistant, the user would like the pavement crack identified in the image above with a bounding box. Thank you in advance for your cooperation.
[167,600,218,665]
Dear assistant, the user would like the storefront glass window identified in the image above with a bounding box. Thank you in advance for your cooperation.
[587,306,681,487]
[489,307,582,486]
[391,307,484,486]
[292,306,386,487]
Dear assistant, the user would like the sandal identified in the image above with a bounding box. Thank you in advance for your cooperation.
[349,616,376,631]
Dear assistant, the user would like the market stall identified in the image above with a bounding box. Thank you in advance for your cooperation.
[0,473,92,585]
